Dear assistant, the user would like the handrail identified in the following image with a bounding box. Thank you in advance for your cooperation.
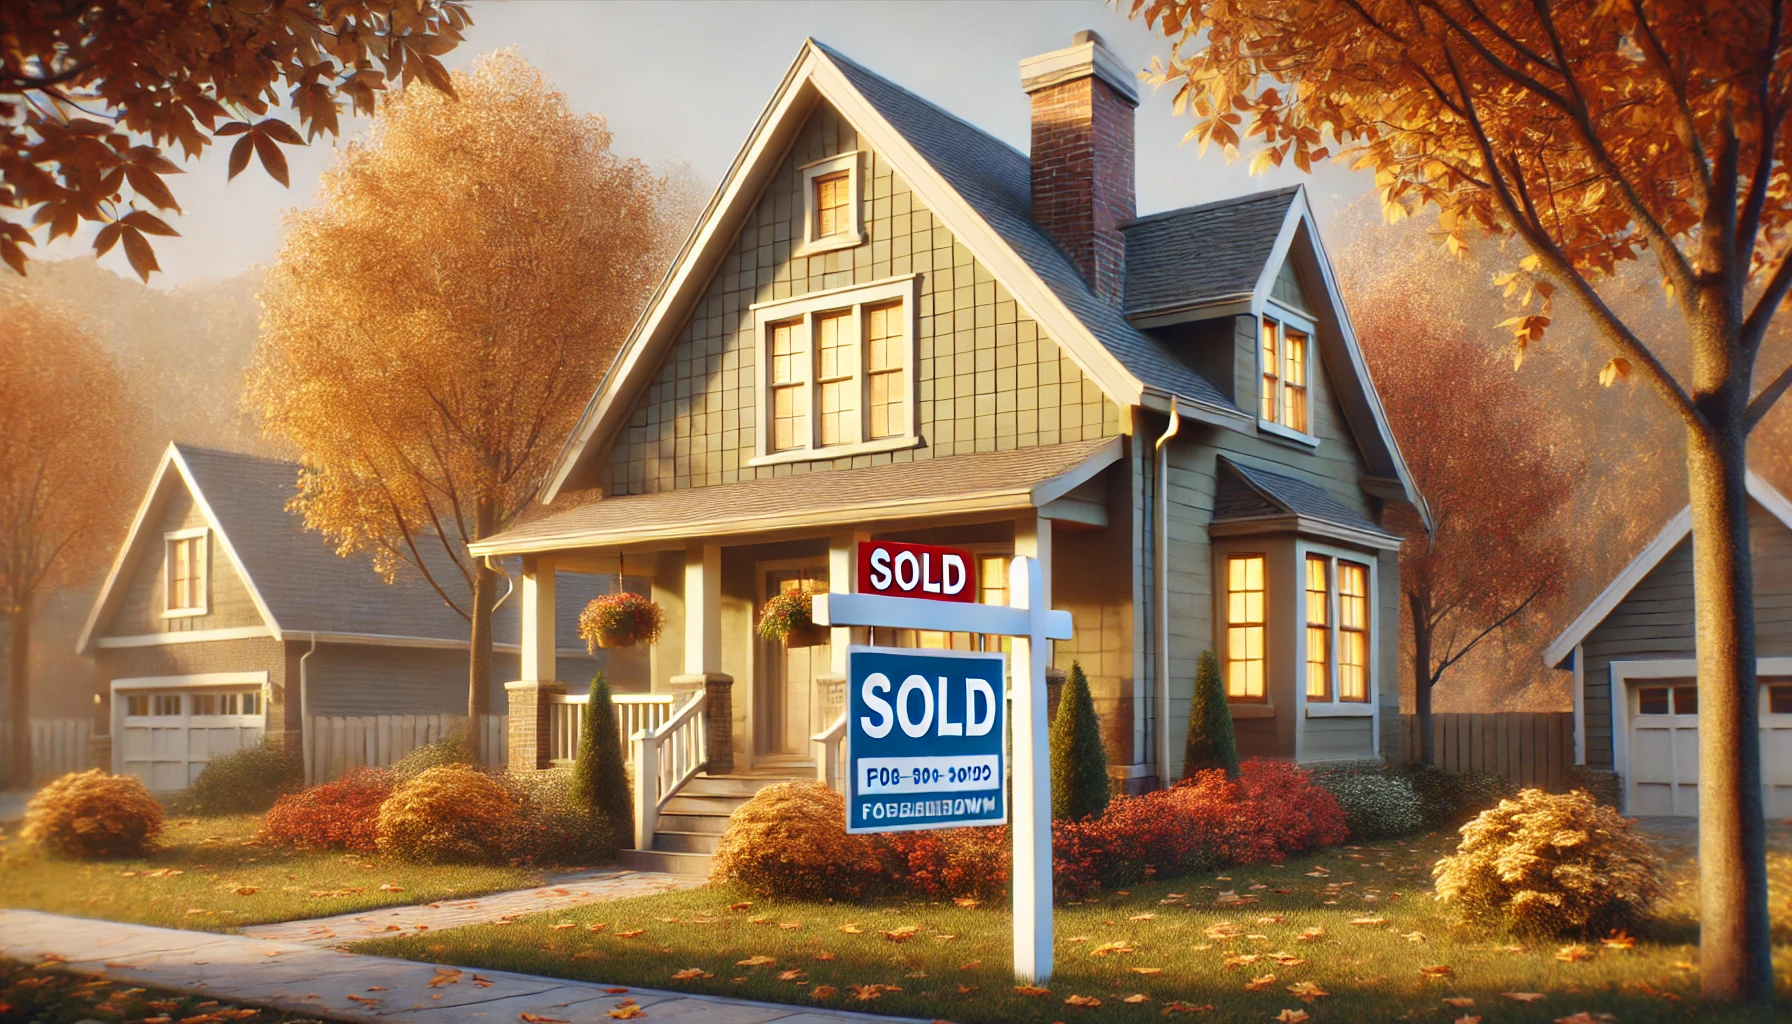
[812,712,847,792]
[631,689,707,849]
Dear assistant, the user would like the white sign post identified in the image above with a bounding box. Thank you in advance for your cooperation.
[814,555,1069,983]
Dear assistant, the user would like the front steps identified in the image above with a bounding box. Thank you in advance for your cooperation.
[618,767,811,876]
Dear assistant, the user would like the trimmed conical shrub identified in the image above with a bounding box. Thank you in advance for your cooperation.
[567,671,632,845]
[1050,661,1110,821]
[1183,649,1240,779]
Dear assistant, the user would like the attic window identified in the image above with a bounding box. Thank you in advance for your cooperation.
[798,152,864,255]
[163,528,209,617]
[1259,310,1313,441]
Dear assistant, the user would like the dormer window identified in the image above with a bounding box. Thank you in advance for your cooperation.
[163,527,208,617]
[1259,310,1313,440]
[751,276,920,466]
[798,152,864,255]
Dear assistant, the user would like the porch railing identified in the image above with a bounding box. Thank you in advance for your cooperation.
[812,711,847,794]
[632,688,708,848]
[546,692,677,766]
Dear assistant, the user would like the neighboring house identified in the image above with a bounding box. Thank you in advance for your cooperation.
[77,442,620,791]
[473,32,1422,867]
[1544,471,1792,817]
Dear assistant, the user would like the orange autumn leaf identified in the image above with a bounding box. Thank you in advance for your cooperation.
[1555,944,1594,963]
[1419,964,1454,979]
[615,930,645,939]
[1275,1011,1310,1024]
[1123,994,1151,1004]
[518,1015,567,1023]
[1130,966,1164,975]
[810,985,837,1000]
[1245,973,1278,991]
[736,956,775,967]
[606,1007,645,1021]
[1503,992,1547,1002]
[1064,994,1103,1007]
[670,969,712,981]
[1014,985,1051,996]
[1602,931,1637,950]
[1286,981,1330,1001]
[1442,997,1475,1008]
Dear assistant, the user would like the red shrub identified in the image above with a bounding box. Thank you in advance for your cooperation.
[259,769,393,852]
[881,825,1011,900]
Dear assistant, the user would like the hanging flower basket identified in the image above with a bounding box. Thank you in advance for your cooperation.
[578,592,665,651]
[757,589,828,648]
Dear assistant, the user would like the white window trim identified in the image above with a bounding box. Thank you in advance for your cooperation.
[1607,656,1792,813]
[1258,302,1319,448]
[162,526,210,619]
[795,151,865,257]
[749,275,921,467]
[1295,541,1378,726]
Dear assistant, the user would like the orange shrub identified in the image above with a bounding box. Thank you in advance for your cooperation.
[375,764,517,864]
[21,770,163,860]
[259,769,392,852]
[710,781,886,899]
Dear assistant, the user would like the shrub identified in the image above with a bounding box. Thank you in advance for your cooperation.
[1311,765,1425,840]
[710,781,885,899]
[258,769,391,852]
[1050,661,1110,821]
[375,764,517,864]
[1183,649,1239,779]
[185,740,303,815]
[1433,788,1667,937]
[1564,765,1623,808]
[880,825,1011,901]
[502,767,617,865]
[578,592,664,650]
[21,770,163,859]
[389,732,476,783]
[567,672,631,844]
[1400,763,1516,830]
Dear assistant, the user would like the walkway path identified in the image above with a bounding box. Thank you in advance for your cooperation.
[241,870,704,946]
[1,909,931,1024]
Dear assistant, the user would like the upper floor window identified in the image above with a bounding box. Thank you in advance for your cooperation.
[798,152,864,255]
[1259,311,1312,438]
[164,528,208,617]
[751,277,919,465]
[1225,554,1267,701]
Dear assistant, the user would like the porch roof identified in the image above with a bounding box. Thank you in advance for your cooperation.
[472,436,1122,557]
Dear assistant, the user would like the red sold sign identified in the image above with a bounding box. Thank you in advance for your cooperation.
[857,540,976,602]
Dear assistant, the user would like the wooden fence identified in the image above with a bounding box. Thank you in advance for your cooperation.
[1400,712,1574,790]
[305,714,506,783]
[0,719,93,784]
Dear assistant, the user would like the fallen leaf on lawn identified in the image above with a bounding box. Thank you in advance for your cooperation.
[587,923,608,933]
[960,960,983,970]
[838,924,863,934]
[1349,916,1388,926]
[1129,913,1157,921]
[954,897,980,908]
[1163,1002,1214,1015]
[1671,960,1696,971]
[1269,953,1308,967]
[810,985,837,1000]
[779,922,801,930]
[1245,973,1278,991]
[1090,940,1136,957]
[776,969,807,982]
[850,984,895,1001]
[1014,985,1051,996]
[729,902,752,910]
[1602,930,1636,950]
[671,969,712,981]
[1420,964,1453,979]
[1555,944,1593,963]
[1275,1010,1310,1023]
[1503,992,1546,1002]
[551,923,576,930]
[958,985,980,994]
[1442,997,1475,1008]
[1287,981,1329,1001]
[1131,967,1164,975]
[1296,926,1325,942]
[884,926,920,942]
[1496,944,1525,953]
[615,929,645,939]
[429,970,462,988]
[1305,870,1330,877]
[234,887,257,896]
[1401,931,1427,943]
[1065,935,1090,943]
[736,955,775,966]
[1065,994,1102,1007]
[1204,922,1245,940]
[1124,994,1151,1004]
[933,933,957,941]
[1455,1017,1482,1024]
[606,1007,645,1020]
[1257,914,1286,924]
[904,971,928,979]
[518,1015,567,1023]
[379,884,404,893]
[1553,1014,1600,1024]
[1223,953,1262,969]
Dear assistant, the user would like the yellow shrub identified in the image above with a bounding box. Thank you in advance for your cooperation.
[710,781,885,899]
[375,764,517,864]
[21,770,163,860]
[1432,788,1666,937]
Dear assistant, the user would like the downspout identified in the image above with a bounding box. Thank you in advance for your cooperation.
[485,555,517,613]
[1153,405,1182,787]
[299,632,317,785]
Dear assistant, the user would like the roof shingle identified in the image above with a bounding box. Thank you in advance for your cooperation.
[1120,188,1301,318]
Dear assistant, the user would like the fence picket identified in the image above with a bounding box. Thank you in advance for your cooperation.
[1401,711,1573,791]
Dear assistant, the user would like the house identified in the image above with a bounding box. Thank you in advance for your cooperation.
[77,443,623,791]
[472,33,1421,870]
[1544,471,1792,817]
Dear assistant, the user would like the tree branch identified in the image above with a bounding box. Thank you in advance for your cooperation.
[1625,0,1716,208]
[1747,359,1792,432]
[1429,579,1550,683]
[1733,0,1783,266]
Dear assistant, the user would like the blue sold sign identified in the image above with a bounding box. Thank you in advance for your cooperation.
[845,645,1006,834]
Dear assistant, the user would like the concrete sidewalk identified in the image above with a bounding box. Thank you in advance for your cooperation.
[1,909,931,1024]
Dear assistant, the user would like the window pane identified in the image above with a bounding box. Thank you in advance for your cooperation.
[127,695,149,716]
[1768,683,1792,714]
[1305,556,1329,700]
[1260,318,1280,423]
[816,172,850,237]
[1673,686,1698,715]
[1283,329,1308,432]
[1638,687,1669,715]
[865,302,904,439]
[1226,555,1267,700]
[1337,561,1369,701]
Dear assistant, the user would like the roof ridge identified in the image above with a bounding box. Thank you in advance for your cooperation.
[1120,185,1304,230]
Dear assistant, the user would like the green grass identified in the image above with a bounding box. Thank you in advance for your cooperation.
[353,833,1792,1024]
[0,956,347,1024]
[0,814,549,932]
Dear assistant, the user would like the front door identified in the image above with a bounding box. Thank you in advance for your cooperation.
[756,565,830,760]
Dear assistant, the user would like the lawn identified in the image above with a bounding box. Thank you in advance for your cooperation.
[0,956,349,1024]
[354,832,1792,1024]
[0,813,548,932]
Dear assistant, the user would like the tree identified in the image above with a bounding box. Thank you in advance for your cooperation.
[1182,650,1239,779]
[1129,0,1790,998]
[0,0,469,280]
[248,51,678,760]
[1358,293,1575,762]
[567,672,631,853]
[1050,662,1111,821]
[0,291,136,784]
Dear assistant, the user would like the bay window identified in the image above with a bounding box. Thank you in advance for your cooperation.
[1225,554,1267,700]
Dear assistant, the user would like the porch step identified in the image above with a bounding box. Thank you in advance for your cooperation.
[634,768,815,875]
[657,811,731,834]
[620,847,715,876]
[653,830,721,855]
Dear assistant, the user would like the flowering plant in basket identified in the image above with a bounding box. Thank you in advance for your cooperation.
[757,588,823,645]
[578,592,664,650]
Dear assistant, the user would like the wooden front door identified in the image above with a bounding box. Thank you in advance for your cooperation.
[756,565,830,760]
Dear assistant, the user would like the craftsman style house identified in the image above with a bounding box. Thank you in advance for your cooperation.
[78,443,612,790]
[472,34,1421,869]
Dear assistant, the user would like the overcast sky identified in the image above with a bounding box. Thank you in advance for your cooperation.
[44,0,1375,288]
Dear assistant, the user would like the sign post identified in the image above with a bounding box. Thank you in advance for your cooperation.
[815,554,1069,983]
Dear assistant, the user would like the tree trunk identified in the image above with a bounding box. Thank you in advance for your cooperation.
[8,608,30,787]
[467,499,499,765]
[1408,591,1436,766]
[1685,406,1772,1002]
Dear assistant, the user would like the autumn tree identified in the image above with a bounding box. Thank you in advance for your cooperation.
[0,0,468,280]
[1128,0,1788,999]
[1358,292,1574,760]
[248,51,677,758]
[0,291,137,785]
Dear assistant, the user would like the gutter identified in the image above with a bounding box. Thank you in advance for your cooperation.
[1153,406,1181,786]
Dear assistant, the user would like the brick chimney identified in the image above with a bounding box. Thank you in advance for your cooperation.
[1021,30,1138,305]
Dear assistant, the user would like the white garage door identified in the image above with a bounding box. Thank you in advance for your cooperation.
[1627,677,1792,817]
[120,689,266,791]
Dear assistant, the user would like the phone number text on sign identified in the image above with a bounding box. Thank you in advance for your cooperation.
[859,754,999,794]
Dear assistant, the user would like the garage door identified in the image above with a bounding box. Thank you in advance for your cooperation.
[1627,677,1792,817]
[120,689,266,791]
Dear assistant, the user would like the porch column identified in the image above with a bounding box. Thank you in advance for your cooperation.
[671,542,732,775]
[1016,514,1067,713]
[828,529,870,679]
[508,556,562,773]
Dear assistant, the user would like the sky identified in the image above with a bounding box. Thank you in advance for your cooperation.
[41,0,1377,288]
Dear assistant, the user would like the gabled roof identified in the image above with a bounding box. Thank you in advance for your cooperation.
[78,444,603,653]
[1542,471,1792,668]
[1210,457,1404,551]
[1121,187,1303,317]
